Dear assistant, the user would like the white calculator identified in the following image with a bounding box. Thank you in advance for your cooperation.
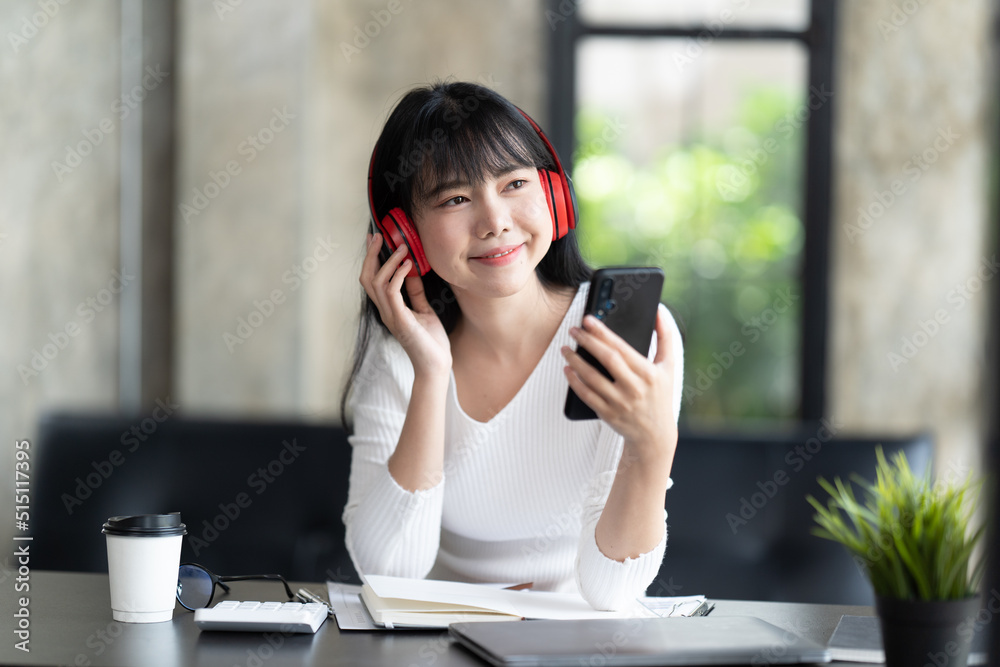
[193,600,329,633]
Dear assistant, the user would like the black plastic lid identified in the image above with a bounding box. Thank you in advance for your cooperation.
[102,512,187,537]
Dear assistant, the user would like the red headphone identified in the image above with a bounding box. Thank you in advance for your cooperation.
[367,108,577,277]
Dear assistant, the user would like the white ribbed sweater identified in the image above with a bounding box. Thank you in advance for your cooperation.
[342,284,684,610]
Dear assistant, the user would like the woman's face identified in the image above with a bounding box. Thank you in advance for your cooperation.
[413,165,553,301]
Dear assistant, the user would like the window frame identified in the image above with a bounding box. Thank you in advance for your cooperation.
[546,0,836,421]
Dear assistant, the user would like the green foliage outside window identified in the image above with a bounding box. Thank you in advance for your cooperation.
[574,88,806,422]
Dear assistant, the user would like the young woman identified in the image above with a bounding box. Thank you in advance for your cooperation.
[341,81,684,611]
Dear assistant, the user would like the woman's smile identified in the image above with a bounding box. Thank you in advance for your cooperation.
[470,243,525,267]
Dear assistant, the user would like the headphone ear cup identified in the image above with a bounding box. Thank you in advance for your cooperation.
[375,208,431,277]
[539,169,577,241]
[564,173,578,233]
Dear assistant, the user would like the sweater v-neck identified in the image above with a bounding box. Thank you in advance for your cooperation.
[448,284,587,426]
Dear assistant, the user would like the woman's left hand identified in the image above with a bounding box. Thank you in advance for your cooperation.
[562,307,678,460]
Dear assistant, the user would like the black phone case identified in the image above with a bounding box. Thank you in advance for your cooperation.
[564,267,665,421]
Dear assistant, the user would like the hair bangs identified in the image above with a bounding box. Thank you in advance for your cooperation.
[372,82,555,219]
[411,112,547,206]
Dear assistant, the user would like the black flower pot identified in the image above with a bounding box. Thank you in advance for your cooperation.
[875,595,981,667]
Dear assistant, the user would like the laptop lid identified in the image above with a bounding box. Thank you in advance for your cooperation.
[449,616,831,667]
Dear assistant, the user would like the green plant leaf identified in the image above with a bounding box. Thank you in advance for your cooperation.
[893,527,930,598]
[807,446,986,601]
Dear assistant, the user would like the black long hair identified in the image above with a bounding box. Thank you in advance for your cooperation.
[340,81,593,427]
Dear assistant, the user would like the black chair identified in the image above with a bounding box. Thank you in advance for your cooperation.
[33,412,358,584]
[651,424,934,605]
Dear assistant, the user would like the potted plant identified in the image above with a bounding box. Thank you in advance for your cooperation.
[807,447,985,667]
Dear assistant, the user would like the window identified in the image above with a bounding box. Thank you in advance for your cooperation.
[547,0,835,425]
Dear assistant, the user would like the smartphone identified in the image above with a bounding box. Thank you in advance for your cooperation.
[564,267,665,421]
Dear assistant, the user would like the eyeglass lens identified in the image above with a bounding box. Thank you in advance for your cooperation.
[177,564,215,610]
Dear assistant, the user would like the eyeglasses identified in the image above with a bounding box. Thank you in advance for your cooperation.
[176,562,295,611]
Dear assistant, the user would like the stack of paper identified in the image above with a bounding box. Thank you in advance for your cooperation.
[639,595,714,618]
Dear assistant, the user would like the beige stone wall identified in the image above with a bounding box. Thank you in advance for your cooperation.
[176,0,313,414]
[829,0,994,475]
[175,0,545,418]
[1,0,122,541]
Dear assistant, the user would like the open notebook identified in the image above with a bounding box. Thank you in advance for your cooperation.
[356,575,658,629]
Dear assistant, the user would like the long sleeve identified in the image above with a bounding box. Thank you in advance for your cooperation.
[341,331,445,578]
[342,291,685,605]
[574,305,685,610]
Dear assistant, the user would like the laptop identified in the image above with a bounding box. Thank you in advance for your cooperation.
[449,616,831,666]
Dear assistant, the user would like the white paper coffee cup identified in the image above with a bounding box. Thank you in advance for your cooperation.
[103,513,187,623]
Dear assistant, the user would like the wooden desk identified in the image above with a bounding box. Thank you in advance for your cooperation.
[1,571,877,666]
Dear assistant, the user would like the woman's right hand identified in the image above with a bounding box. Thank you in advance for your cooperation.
[360,233,452,376]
